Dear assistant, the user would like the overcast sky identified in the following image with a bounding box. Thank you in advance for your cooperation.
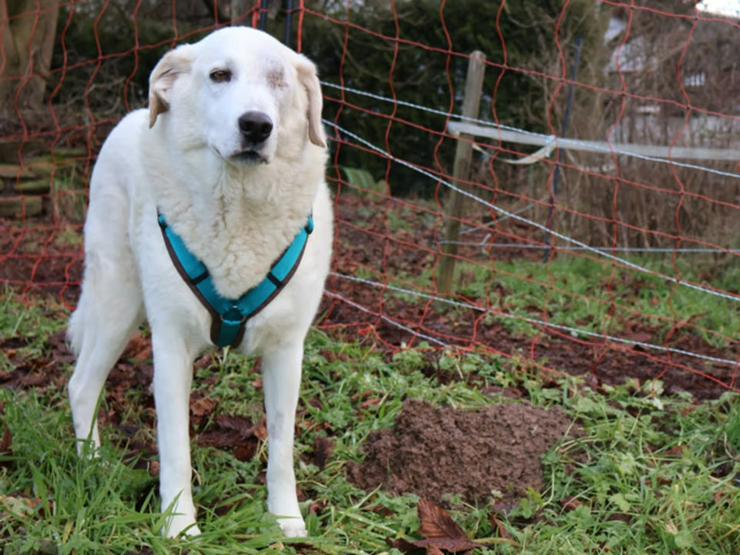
[698,0,740,17]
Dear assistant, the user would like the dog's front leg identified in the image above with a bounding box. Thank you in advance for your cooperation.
[262,342,307,538]
[152,330,200,538]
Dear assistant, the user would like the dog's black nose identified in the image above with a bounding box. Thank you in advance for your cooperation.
[238,111,273,144]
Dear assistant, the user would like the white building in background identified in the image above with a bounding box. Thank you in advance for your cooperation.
[604,13,740,151]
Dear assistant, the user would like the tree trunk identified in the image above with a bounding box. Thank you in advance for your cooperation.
[0,0,59,116]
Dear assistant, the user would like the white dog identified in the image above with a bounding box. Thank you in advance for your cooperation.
[67,27,332,538]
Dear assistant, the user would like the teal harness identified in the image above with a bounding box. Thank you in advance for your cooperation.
[158,212,314,348]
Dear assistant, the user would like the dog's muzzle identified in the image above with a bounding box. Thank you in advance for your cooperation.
[232,111,272,164]
[238,111,272,145]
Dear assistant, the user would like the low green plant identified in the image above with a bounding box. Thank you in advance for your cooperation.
[1,292,737,553]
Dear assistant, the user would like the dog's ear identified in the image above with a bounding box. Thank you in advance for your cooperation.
[148,44,195,128]
[293,54,326,148]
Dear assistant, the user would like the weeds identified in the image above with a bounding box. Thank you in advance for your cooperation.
[0,290,738,554]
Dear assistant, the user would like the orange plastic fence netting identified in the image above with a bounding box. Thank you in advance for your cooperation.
[0,0,738,399]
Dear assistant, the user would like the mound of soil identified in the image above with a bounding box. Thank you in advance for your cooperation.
[348,400,577,507]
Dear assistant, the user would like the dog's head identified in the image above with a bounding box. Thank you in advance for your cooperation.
[147,27,326,165]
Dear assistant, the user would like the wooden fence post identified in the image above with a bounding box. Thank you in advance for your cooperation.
[438,50,486,294]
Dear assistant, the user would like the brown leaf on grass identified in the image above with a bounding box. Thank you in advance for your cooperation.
[560,496,583,511]
[19,372,47,387]
[309,499,328,515]
[312,436,334,470]
[124,334,150,361]
[415,498,480,553]
[149,460,160,477]
[126,438,158,459]
[491,513,511,540]
[198,430,242,449]
[665,445,687,458]
[47,330,75,365]
[0,427,12,455]
[307,397,324,410]
[131,345,153,362]
[387,537,424,554]
[233,442,258,461]
[198,414,263,454]
[360,397,382,410]
[216,415,254,437]
[253,419,268,441]
[418,499,468,542]
[190,396,217,418]
[194,354,213,370]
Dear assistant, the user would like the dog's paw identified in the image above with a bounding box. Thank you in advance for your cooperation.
[277,517,307,538]
[163,513,201,539]
[75,438,101,459]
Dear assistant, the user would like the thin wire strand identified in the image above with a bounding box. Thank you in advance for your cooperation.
[323,120,740,304]
[437,242,740,253]
[331,272,739,368]
[321,80,740,181]
[324,290,448,347]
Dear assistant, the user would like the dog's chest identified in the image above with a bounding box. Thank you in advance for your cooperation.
[170,207,307,299]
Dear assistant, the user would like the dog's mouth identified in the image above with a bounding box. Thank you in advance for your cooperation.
[231,149,268,165]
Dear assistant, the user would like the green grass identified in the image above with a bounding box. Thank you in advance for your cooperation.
[1,292,738,554]
[407,255,740,347]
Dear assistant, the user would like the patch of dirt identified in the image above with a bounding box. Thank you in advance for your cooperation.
[347,400,578,507]
[522,331,738,401]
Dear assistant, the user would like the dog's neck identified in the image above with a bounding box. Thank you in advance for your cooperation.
[148,144,326,299]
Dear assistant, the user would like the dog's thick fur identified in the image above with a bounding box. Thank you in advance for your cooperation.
[67,27,332,538]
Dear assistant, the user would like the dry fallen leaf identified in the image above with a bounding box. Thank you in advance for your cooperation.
[216,415,254,438]
[233,442,258,461]
[125,334,151,361]
[198,430,242,449]
[149,460,160,477]
[491,513,511,540]
[0,427,11,454]
[418,499,470,541]
[388,498,481,554]
[360,397,382,410]
[194,354,213,370]
[190,396,217,418]
[560,496,583,512]
[665,445,687,458]
[313,436,334,470]
[253,419,268,441]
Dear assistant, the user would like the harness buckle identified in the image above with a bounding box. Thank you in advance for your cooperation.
[223,305,245,324]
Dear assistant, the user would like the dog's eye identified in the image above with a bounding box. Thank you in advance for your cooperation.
[209,69,232,83]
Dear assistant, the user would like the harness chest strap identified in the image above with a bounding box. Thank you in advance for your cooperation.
[158,211,314,348]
